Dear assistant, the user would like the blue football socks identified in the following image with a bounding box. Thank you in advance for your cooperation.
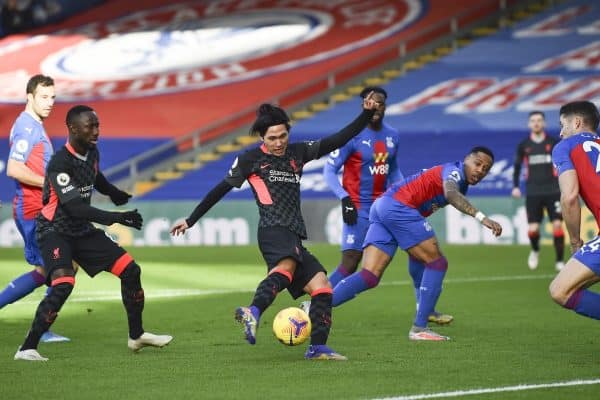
[408,256,424,305]
[565,289,600,320]
[332,269,380,307]
[414,257,448,327]
[0,269,45,309]
[329,265,351,287]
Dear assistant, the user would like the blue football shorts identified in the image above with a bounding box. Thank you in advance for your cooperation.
[341,214,370,252]
[363,195,435,257]
[574,235,600,276]
[14,216,44,267]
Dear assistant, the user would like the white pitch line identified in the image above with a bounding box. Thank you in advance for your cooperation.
[11,273,555,305]
[372,378,600,400]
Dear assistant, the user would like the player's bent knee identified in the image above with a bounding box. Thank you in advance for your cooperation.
[48,276,75,304]
[548,278,569,306]
[50,268,75,281]
[110,253,135,277]
[119,262,141,282]
[311,287,333,297]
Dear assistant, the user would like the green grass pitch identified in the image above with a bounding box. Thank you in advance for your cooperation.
[1,244,599,399]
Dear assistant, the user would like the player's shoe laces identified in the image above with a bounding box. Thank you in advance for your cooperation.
[128,332,173,352]
[428,311,454,325]
[304,345,348,361]
[235,306,259,345]
[409,327,450,341]
[555,261,565,271]
[299,300,311,315]
[528,250,539,270]
[41,330,71,343]
[14,348,48,361]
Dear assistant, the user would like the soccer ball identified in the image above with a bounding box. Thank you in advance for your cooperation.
[272,307,311,346]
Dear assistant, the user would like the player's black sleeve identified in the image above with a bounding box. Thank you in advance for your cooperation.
[95,171,131,205]
[95,171,119,195]
[62,197,120,226]
[314,109,375,159]
[512,141,525,188]
[185,180,234,227]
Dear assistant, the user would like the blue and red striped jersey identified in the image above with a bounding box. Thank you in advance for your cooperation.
[385,161,468,217]
[324,122,402,216]
[8,111,54,219]
[552,132,600,224]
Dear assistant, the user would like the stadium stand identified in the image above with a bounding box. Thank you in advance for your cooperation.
[0,0,524,202]
[142,0,579,200]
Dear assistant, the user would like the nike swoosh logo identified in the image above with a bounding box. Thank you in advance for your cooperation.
[260,164,271,169]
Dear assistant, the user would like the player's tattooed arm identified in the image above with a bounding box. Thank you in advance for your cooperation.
[444,179,503,237]
[443,179,478,217]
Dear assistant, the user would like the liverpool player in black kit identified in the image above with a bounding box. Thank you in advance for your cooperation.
[512,111,564,271]
[14,105,172,361]
[171,93,379,360]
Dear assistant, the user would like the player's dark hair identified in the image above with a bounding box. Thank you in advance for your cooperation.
[559,101,600,131]
[528,110,545,119]
[66,105,95,127]
[469,146,494,162]
[26,74,54,95]
[360,86,387,100]
[250,103,290,137]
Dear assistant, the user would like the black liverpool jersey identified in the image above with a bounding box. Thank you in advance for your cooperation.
[225,141,321,238]
[37,143,99,238]
[513,133,560,196]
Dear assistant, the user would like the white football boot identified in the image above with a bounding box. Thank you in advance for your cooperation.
[14,348,48,361]
[128,332,173,352]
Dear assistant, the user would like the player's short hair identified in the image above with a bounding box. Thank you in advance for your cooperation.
[528,110,545,119]
[559,101,600,131]
[66,105,95,127]
[469,146,494,162]
[250,103,290,137]
[360,86,387,100]
[26,74,54,95]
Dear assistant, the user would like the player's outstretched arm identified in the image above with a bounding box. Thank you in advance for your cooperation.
[95,171,132,205]
[62,198,142,229]
[170,179,234,236]
[558,170,583,252]
[443,179,502,237]
[315,92,378,158]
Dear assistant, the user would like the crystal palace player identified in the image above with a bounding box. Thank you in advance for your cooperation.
[14,105,172,361]
[1,74,69,342]
[332,147,502,340]
[549,101,600,323]
[512,111,564,271]
[320,87,452,325]
[171,93,379,360]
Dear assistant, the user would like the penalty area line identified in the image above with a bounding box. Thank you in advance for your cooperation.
[372,378,600,400]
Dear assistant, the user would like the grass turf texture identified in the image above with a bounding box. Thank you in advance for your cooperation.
[1,244,599,400]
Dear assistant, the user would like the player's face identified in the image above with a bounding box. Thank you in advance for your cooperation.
[559,114,578,139]
[464,152,493,185]
[72,111,100,151]
[370,92,386,124]
[28,84,55,120]
[262,124,289,156]
[528,114,545,134]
